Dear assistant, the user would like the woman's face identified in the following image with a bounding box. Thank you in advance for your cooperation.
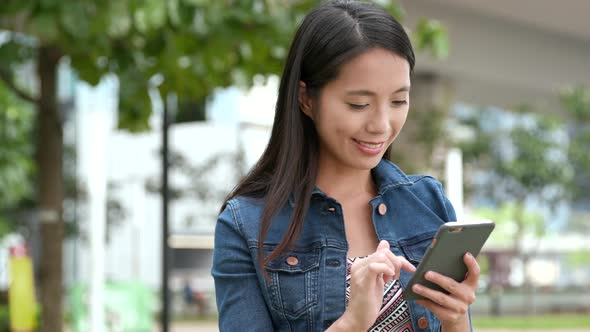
[302,47,411,172]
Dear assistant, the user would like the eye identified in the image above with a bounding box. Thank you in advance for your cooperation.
[348,103,369,110]
[392,100,408,106]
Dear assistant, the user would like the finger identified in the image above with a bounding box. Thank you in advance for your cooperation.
[377,239,389,251]
[399,256,417,273]
[424,271,459,294]
[369,250,395,268]
[382,250,402,276]
[463,253,481,288]
[378,248,415,275]
[411,284,463,312]
[424,271,475,304]
[416,299,459,323]
[370,251,397,283]
[368,262,395,280]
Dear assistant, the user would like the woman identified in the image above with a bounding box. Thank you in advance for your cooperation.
[211,1,479,331]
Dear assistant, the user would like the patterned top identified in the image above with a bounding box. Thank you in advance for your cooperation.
[346,257,415,332]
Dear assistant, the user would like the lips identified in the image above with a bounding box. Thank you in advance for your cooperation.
[352,139,384,149]
[352,138,386,156]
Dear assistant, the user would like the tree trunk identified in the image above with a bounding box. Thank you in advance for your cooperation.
[36,45,63,332]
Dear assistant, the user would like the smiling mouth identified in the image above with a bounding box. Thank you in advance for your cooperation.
[352,139,385,149]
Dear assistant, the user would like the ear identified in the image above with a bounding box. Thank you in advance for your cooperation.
[298,81,314,119]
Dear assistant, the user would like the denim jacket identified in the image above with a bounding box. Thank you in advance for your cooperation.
[212,159,468,331]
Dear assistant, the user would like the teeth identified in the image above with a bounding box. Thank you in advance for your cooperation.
[356,140,382,149]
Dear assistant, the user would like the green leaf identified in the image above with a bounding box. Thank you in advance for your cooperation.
[0,41,24,65]
[181,0,211,6]
[59,1,90,39]
[28,12,60,42]
[0,0,34,15]
[0,82,35,209]
[167,0,181,27]
[560,85,590,122]
[134,0,168,34]
[116,69,152,132]
[413,17,450,59]
[39,0,60,10]
[71,54,103,86]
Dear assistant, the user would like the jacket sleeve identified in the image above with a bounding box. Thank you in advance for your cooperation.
[211,200,274,331]
[435,180,457,222]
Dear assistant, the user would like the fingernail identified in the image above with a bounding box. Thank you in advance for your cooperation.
[426,271,434,279]
[413,284,423,292]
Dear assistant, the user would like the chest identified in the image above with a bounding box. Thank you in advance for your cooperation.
[340,197,379,257]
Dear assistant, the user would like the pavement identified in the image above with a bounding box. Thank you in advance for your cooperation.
[166,322,590,332]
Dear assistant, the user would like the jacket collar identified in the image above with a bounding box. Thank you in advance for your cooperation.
[287,159,413,207]
[371,159,414,195]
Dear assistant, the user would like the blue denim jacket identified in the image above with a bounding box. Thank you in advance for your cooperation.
[212,159,468,331]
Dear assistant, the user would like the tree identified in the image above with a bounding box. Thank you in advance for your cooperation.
[458,107,571,252]
[455,99,590,314]
[0,1,448,330]
[560,85,590,204]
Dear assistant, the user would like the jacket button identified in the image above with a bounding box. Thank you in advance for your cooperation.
[418,316,428,329]
[377,203,387,215]
[286,256,299,266]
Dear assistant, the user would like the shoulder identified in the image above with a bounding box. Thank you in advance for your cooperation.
[375,160,455,222]
[223,195,265,217]
[218,195,267,240]
[406,174,456,222]
[407,174,446,198]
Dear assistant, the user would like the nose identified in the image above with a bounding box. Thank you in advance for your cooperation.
[365,103,390,134]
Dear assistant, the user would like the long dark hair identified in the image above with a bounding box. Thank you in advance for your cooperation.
[221,0,415,274]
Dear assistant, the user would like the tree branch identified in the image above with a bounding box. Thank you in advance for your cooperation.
[0,69,38,103]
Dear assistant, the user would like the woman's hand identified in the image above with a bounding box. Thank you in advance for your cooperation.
[412,252,480,332]
[330,240,416,331]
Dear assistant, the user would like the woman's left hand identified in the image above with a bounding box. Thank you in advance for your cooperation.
[412,252,480,331]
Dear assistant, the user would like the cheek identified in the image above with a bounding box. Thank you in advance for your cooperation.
[315,101,358,139]
[317,112,360,142]
[392,111,408,129]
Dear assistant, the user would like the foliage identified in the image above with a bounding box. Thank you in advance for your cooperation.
[0,82,35,237]
[0,1,449,131]
[472,203,544,247]
[456,86,590,253]
[413,18,449,58]
[457,107,572,209]
[454,105,573,256]
[560,85,590,201]
[145,147,245,209]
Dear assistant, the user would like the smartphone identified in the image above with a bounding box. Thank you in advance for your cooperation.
[403,220,495,301]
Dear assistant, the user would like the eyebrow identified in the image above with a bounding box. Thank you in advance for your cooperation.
[345,85,411,96]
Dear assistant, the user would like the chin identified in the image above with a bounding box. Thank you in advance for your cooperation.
[350,155,383,170]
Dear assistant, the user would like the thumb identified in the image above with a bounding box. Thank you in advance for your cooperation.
[377,240,389,251]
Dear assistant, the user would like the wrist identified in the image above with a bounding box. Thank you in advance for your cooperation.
[441,314,470,332]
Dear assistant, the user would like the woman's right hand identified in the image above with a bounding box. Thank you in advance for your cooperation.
[330,240,416,331]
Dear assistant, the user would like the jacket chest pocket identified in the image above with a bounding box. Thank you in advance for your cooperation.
[264,248,320,319]
[399,233,435,266]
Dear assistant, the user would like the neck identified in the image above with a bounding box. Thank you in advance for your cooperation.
[315,157,377,201]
